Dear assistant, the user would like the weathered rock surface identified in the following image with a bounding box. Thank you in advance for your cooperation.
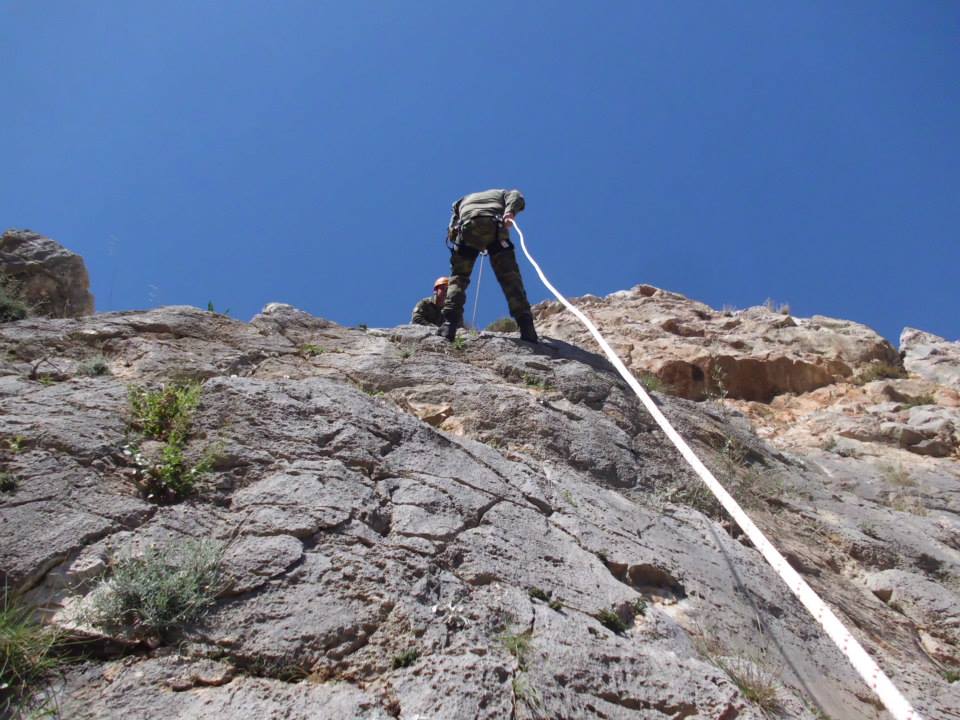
[0,229,94,318]
[1,301,958,719]
[533,285,900,402]
[902,327,960,391]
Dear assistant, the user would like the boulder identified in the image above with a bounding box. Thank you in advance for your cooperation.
[901,327,960,391]
[0,229,94,318]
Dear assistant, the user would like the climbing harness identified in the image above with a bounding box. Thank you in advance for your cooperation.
[511,219,923,720]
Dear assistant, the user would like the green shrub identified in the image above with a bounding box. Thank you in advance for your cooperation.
[881,464,915,487]
[77,355,111,377]
[0,278,28,323]
[854,362,906,385]
[902,393,936,408]
[128,383,211,502]
[595,608,628,634]
[485,317,518,333]
[640,372,663,393]
[717,656,782,714]
[522,373,552,390]
[129,382,201,443]
[391,648,419,669]
[300,343,324,358]
[500,629,532,670]
[527,587,549,602]
[88,539,222,639]
[452,335,467,352]
[0,473,15,493]
[512,673,544,716]
[1,589,62,716]
[206,301,231,316]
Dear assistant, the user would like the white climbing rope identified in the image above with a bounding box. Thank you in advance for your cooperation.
[511,219,923,720]
[470,253,485,331]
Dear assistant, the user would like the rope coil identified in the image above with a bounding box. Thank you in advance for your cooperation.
[511,219,922,720]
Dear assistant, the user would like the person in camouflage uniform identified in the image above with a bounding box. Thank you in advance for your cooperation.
[410,276,448,327]
[438,188,538,343]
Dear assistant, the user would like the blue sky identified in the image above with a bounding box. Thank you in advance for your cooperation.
[2,1,957,343]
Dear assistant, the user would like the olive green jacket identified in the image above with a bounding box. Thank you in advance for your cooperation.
[448,189,525,240]
[411,297,443,326]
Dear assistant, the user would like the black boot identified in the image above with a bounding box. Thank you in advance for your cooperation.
[517,314,538,344]
[437,316,459,341]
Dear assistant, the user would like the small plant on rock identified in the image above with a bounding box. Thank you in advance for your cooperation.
[886,493,928,517]
[300,343,324,358]
[0,276,28,323]
[640,372,663,393]
[527,587,549,602]
[707,364,730,420]
[206,301,231,316]
[127,382,211,502]
[500,629,532,670]
[717,656,782,714]
[902,393,936,408]
[762,298,790,315]
[595,608,628,635]
[129,382,201,442]
[512,673,544,718]
[77,354,111,377]
[1,588,63,717]
[485,317,518,333]
[0,472,16,493]
[391,647,419,669]
[522,373,552,390]
[88,539,223,639]
[881,464,915,487]
[854,362,906,385]
[452,335,467,352]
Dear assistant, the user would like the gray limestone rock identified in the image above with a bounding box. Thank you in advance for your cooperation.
[902,327,960,390]
[1,303,957,719]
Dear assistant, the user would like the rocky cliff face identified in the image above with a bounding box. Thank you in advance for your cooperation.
[1,290,958,719]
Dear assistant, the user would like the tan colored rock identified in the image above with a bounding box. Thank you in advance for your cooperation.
[1,229,94,318]
[533,285,899,402]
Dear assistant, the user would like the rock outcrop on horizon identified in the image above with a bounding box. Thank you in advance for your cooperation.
[0,229,94,319]
[533,285,901,402]
[902,327,960,391]
[0,286,958,718]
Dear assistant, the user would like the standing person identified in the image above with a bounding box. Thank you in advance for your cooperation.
[438,188,538,343]
[410,277,448,327]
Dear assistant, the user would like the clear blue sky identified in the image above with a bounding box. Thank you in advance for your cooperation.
[2,1,958,343]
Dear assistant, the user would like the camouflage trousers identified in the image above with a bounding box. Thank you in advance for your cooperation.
[442,227,532,325]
